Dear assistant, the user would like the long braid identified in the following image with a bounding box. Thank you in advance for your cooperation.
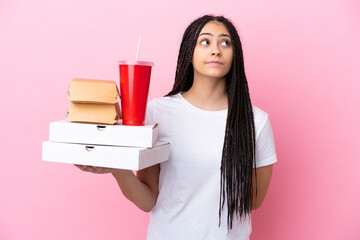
[165,15,257,231]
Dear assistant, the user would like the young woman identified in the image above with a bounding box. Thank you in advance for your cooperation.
[76,15,277,239]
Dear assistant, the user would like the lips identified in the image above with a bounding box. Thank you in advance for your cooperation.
[206,61,224,66]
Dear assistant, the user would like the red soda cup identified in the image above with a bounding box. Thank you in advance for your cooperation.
[118,61,154,126]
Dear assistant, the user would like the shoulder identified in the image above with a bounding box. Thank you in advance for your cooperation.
[252,105,271,140]
[252,105,269,126]
[145,94,182,124]
[147,93,183,111]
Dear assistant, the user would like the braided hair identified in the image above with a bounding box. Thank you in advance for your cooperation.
[165,15,257,230]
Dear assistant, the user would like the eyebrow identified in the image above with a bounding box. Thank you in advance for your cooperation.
[199,33,231,38]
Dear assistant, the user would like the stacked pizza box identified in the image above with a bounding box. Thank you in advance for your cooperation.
[42,78,170,170]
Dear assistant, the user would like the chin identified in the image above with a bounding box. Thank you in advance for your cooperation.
[195,69,229,79]
[206,76,227,80]
[206,71,228,79]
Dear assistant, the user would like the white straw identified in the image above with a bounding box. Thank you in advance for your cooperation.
[135,35,141,61]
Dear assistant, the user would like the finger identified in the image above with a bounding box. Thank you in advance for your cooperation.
[92,167,111,174]
[83,166,94,172]
[74,164,87,171]
[75,164,93,172]
[75,165,111,174]
[82,165,102,173]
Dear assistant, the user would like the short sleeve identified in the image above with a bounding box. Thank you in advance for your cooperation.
[145,99,156,124]
[254,117,278,168]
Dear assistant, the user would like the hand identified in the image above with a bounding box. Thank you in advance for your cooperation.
[74,164,120,174]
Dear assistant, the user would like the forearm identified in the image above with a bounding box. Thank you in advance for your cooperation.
[112,170,157,212]
[251,164,274,211]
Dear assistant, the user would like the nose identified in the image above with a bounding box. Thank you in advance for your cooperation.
[211,45,221,56]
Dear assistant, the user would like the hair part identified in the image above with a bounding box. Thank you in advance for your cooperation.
[165,15,257,231]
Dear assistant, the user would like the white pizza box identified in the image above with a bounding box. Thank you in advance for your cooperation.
[42,141,170,171]
[49,120,158,148]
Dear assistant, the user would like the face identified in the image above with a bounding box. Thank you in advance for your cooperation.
[192,21,233,79]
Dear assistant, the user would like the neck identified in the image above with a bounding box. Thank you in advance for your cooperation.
[182,72,228,111]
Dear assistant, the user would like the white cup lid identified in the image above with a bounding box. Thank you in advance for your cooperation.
[118,61,154,67]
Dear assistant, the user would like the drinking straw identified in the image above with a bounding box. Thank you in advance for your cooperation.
[135,35,141,61]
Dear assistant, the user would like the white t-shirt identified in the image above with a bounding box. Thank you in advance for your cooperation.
[144,92,277,240]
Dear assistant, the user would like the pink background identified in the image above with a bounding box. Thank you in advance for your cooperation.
[1,0,359,239]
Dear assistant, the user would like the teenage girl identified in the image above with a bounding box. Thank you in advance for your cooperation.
[76,15,277,240]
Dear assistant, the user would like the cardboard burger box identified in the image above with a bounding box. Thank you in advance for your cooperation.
[67,78,119,104]
[49,120,159,148]
[42,141,170,171]
[66,78,121,125]
[67,102,121,125]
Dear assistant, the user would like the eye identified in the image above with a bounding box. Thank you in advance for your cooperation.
[221,40,231,46]
[200,39,209,45]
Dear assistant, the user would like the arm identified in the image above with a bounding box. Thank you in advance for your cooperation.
[251,164,274,211]
[112,164,160,212]
[75,164,160,212]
